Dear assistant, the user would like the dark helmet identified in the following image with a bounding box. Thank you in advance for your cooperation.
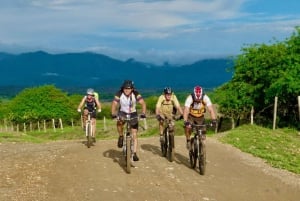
[122,80,134,89]
[193,85,203,100]
[163,87,172,94]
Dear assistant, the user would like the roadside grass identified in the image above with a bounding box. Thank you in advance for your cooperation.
[220,124,300,174]
[1,118,299,174]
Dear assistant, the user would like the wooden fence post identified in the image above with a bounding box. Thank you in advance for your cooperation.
[38,121,40,132]
[251,106,254,125]
[298,96,300,121]
[44,120,46,132]
[273,96,278,130]
[23,123,26,133]
[59,118,63,131]
[143,118,148,130]
[103,116,107,131]
[52,119,56,132]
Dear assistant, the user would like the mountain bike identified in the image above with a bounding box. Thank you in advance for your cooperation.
[189,123,213,175]
[160,118,176,162]
[120,114,138,174]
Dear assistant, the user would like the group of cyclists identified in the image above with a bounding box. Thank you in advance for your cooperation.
[77,80,217,161]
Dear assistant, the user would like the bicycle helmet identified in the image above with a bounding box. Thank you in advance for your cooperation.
[193,85,203,100]
[163,87,172,94]
[86,88,95,95]
[122,80,134,89]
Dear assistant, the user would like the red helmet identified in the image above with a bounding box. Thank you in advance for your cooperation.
[193,86,203,100]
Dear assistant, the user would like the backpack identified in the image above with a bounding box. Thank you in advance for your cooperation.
[161,94,177,115]
[189,93,206,117]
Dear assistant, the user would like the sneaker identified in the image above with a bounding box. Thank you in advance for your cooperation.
[159,135,165,143]
[118,136,123,148]
[133,153,139,161]
[186,140,191,150]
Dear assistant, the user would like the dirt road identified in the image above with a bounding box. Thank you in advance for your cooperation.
[1,136,299,201]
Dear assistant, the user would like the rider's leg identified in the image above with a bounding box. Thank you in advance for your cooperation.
[158,120,164,143]
[82,109,89,129]
[131,128,138,153]
[185,125,192,150]
[117,120,124,148]
[91,118,96,137]
[131,128,139,161]
[159,121,164,135]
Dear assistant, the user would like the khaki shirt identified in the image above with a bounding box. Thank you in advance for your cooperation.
[156,93,180,119]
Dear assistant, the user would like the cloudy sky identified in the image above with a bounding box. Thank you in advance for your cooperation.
[0,0,299,64]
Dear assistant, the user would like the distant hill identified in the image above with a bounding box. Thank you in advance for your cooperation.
[0,51,233,96]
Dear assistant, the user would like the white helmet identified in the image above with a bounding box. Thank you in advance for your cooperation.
[86,88,94,95]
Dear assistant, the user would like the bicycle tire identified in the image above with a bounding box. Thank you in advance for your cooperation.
[168,134,174,162]
[193,138,198,169]
[199,140,206,175]
[86,123,92,148]
[189,138,196,168]
[126,135,131,174]
[161,130,167,157]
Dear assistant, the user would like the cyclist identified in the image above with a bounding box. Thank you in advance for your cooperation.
[183,85,217,150]
[77,88,102,143]
[111,80,147,161]
[155,87,183,143]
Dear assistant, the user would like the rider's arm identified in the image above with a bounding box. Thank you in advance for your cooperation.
[183,95,192,122]
[207,105,216,120]
[138,98,147,115]
[173,95,184,115]
[77,96,86,110]
[95,97,102,111]
[111,100,118,116]
[155,95,164,115]
[204,95,216,120]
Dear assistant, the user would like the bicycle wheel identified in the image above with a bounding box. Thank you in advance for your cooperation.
[189,138,196,168]
[168,133,174,162]
[192,138,198,169]
[86,123,92,148]
[161,131,167,157]
[198,140,206,175]
[126,135,131,174]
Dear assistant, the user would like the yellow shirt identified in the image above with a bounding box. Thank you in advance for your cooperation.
[156,93,180,119]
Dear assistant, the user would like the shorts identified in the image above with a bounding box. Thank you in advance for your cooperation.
[118,111,139,129]
[187,115,205,125]
[84,108,97,119]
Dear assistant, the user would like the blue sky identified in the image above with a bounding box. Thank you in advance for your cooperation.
[0,0,299,64]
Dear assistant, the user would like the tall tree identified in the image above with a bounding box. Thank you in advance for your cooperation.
[215,27,300,128]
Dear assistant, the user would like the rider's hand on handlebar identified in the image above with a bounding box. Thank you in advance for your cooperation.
[111,114,117,120]
[77,109,81,113]
[184,121,191,127]
[211,119,217,127]
[156,114,162,121]
[140,113,146,119]
[178,115,184,120]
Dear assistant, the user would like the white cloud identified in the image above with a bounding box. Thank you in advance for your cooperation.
[0,0,299,64]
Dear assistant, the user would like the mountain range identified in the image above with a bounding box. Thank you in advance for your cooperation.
[0,51,233,96]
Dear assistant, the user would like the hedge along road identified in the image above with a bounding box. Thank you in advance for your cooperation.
[0,135,299,201]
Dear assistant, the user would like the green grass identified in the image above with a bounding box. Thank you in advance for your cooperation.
[1,118,299,174]
[220,124,300,174]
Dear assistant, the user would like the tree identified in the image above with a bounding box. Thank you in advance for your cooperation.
[215,27,300,128]
[7,85,77,124]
